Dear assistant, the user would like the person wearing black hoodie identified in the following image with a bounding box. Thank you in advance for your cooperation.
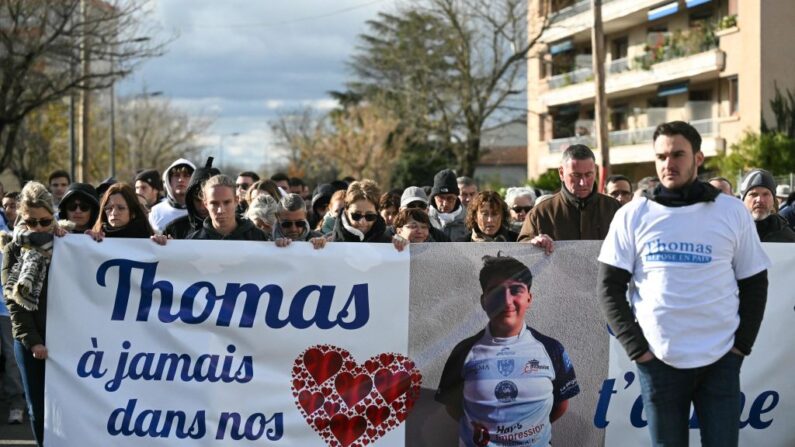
[164,157,220,239]
[186,175,267,241]
[331,180,393,243]
[57,183,100,234]
[597,121,770,446]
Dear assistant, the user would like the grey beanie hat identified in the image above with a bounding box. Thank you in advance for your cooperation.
[740,169,776,200]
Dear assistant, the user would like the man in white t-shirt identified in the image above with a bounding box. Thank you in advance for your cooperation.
[436,255,579,446]
[597,121,770,447]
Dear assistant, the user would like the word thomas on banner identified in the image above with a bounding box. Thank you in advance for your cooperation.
[63,251,407,445]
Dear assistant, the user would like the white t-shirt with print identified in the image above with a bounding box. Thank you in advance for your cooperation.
[598,194,771,368]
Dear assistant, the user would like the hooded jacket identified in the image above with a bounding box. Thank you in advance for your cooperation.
[518,184,620,241]
[186,216,268,241]
[164,158,220,240]
[148,158,196,233]
[331,209,392,243]
[57,183,100,232]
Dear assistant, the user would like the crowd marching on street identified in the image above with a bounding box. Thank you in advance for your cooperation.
[0,120,791,446]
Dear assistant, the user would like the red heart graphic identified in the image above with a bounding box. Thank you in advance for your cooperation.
[298,390,324,415]
[304,348,343,386]
[335,372,373,408]
[330,414,367,447]
[365,405,390,427]
[292,345,423,447]
[374,369,411,404]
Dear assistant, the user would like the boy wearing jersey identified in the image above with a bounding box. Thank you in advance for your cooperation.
[435,255,579,446]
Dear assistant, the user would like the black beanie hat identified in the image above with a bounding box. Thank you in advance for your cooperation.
[431,169,460,197]
[740,169,776,200]
[134,169,164,191]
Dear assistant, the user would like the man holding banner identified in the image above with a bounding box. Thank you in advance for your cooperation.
[435,254,579,446]
[597,121,771,446]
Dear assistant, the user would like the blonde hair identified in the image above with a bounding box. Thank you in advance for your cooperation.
[18,181,54,218]
[344,180,381,211]
[201,174,236,201]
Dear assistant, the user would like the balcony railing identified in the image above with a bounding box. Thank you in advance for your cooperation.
[547,118,717,153]
[550,0,617,24]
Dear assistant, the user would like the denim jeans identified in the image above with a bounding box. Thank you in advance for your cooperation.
[635,350,743,447]
[14,340,45,447]
[0,317,25,411]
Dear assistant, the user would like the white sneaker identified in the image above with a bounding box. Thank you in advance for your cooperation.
[8,408,23,424]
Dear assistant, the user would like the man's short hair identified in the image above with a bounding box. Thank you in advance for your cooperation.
[238,171,260,182]
[561,144,596,164]
[379,192,401,211]
[457,176,476,187]
[708,176,733,190]
[606,174,633,189]
[653,121,702,153]
[289,177,305,187]
[636,176,659,193]
[278,193,306,213]
[479,254,533,292]
[270,172,289,183]
[3,192,19,200]
[48,169,70,184]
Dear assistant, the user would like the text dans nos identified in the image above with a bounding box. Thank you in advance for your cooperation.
[96,259,370,329]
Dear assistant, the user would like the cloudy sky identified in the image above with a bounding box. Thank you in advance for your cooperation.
[118,0,397,172]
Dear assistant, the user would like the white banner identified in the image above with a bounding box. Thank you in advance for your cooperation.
[603,244,795,446]
[45,236,412,447]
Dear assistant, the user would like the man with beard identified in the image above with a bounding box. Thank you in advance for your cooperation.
[148,158,196,233]
[740,169,795,242]
[598,121,770,446]
[518,145,620,254]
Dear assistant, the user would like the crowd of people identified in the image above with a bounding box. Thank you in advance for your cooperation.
[0,120,791,446]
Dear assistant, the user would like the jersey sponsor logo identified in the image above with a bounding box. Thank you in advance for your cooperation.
[494,380,519,403]
[465,360,490,375]
[522,358,550,374]
[497,359,515,377]
[644,239,713,264]
[496,346,514,356]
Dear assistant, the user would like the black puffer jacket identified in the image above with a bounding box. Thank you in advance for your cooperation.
[331,209,392,243]
[164,157,220,239]
[186,216,267,241]
[756,214,795,242]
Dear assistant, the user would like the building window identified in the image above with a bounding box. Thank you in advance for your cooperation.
[610,104,629,131]
[612,36,629,60]
[728,76,739,116]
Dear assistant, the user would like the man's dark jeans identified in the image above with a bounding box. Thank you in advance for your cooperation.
[636,350,743,447]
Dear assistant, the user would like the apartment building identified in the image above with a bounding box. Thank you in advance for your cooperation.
[526,0,795,181]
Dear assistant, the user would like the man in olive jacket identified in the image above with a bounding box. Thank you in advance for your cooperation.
[518,144,620,253]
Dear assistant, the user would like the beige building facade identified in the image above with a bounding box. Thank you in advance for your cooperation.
[527,0,795,182]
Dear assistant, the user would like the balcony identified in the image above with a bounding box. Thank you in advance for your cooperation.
[543,0,662,43]
[541,49,725,107]
[547,57,629,89]
[547,117,718,153]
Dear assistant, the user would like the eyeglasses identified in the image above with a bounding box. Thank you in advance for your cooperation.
[349,212,378,222]
[24,218,53,228]
[236,183,250,190]
[405,201,427,210]
[511,206,532,213]
[402,222,429,231]
[104,205,128,214]
[65,201,92,212]
[279,220,307,229]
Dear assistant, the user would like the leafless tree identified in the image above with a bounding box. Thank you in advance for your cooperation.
[0,0,167,173]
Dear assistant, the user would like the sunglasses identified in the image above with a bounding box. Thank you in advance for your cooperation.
[349,212,378,222]
[405,201,427,210]
[280,220,307,229]
[65,201,92,212]
[512,206,533,213]
[24,218,53,228]
[235,183,250,190]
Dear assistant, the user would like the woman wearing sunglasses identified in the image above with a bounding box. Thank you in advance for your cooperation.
[459,191,518,242]
[331,180,394,244]
[57,183,100,233]
[505,187,536,233]
[1,181,66,446]
[86,183,160,241]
